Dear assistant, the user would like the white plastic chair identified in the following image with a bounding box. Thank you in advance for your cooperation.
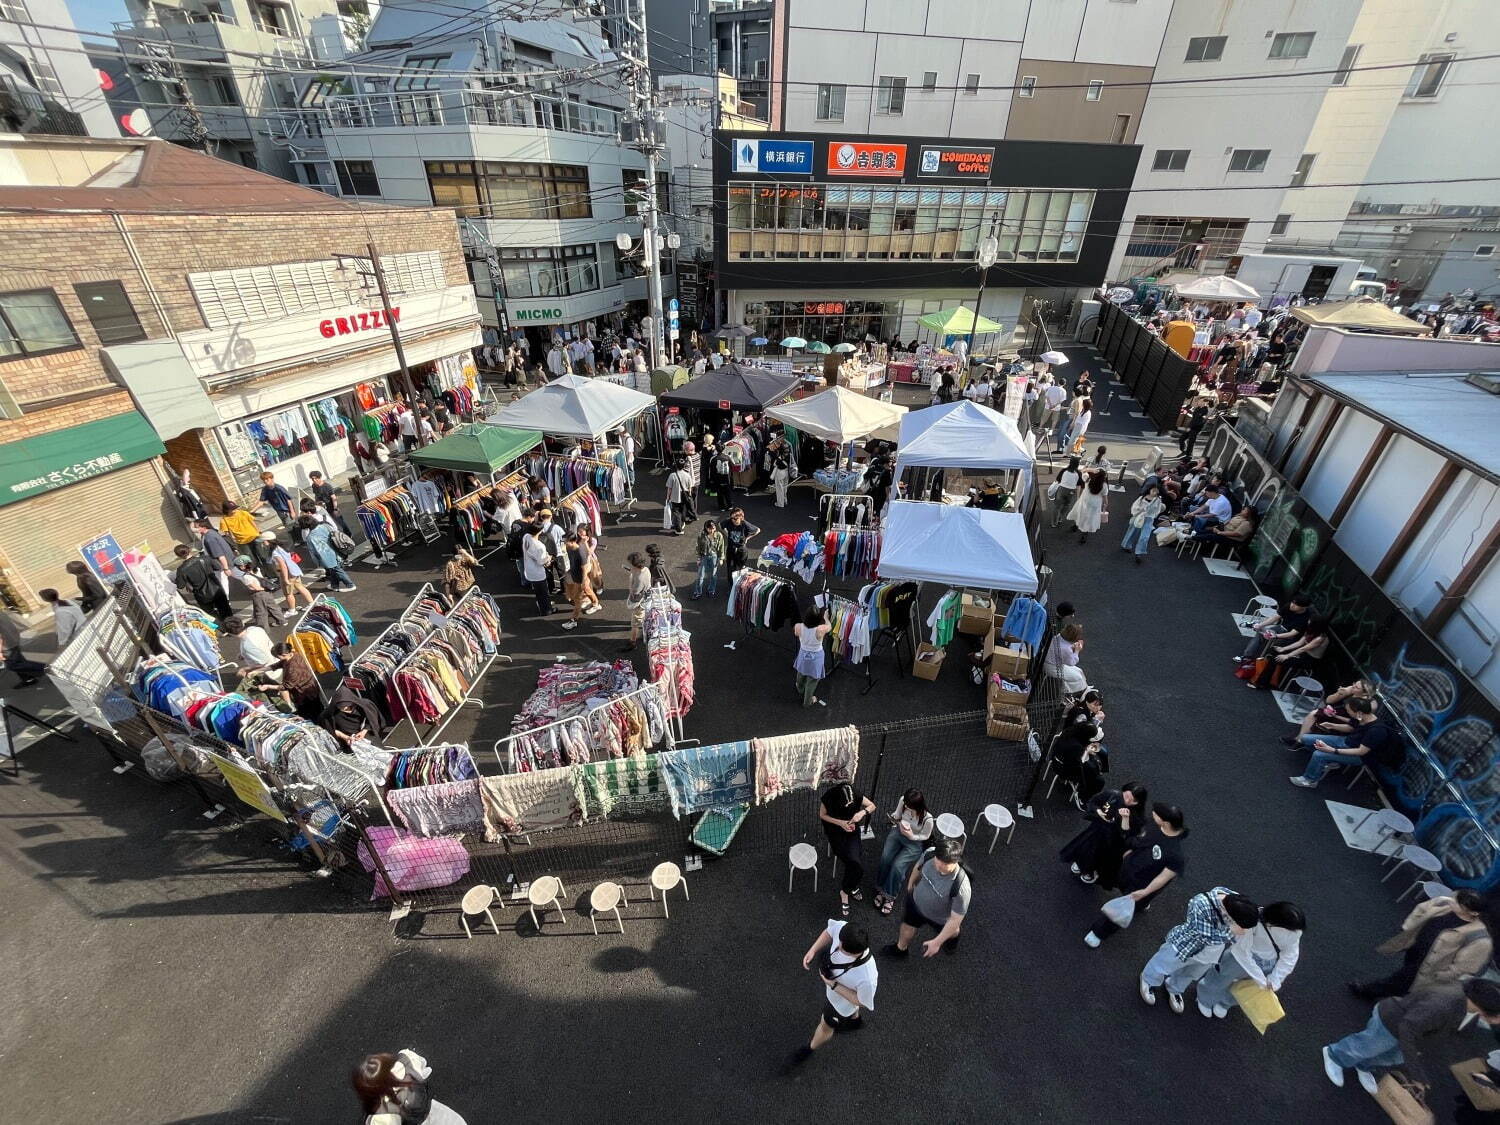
[459,884,502,939]
[788,842,819,892]
[1233,594,1279,637]
[1421,880,1454,901]
[588,881,628,935]
[1353,807,1414,855]
[1381,844,1443,900]
[649,861,689,917]
[973,804,1015,852]
[935,812,966,842]
[526,874,567,930]
[1286,676,1323,719]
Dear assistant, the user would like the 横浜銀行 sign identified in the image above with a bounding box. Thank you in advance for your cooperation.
[732,139,815,174]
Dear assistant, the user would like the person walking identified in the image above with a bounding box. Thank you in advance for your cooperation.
[787,920,877,1070]
[560,532,592,631]
[692,519,725,600]
[38,588,85,649]
[577,524,605,603]
[665,458,692,535]
[535,509,567,594]
[64,560,107,614]
[0,610,44,687]
[299,516,357,592]
[1138,887,1260,1015]
[819,780,876,916]
[1069,399,1094,455]
[723,508,761,574]
[232,555,286,631]
[1120,484,1165,562]
[884,838,971,959]
[266,533,314,615]
[620,551,651,652]
[707,445,734,512]
[1197,901,1305,1019]
[1060,782,1147,886]
[258,471,294,530]
[521,525,554,617]
[794,607,831,708]
[1050,456,1082,529]
[1323,978,1500,1096]
[874,788,933,915]
[1350,890,1491,1001]
[192,518,237,598]
[306,470,350,534]
[173,542,233,619]
[1084,803,1188,948]
[352,1050,468,1125]
[1067,470,1107,545]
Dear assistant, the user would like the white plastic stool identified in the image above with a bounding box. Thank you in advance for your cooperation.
[1352,808,1414,856]
[526,875,567,930]
[1381,845,1443,899]
[588,881,628,935]
[788,842,819,892]
[649,861,689,917]
[1421,880,1453,901]
[935,813,966,842]
[972,804,1015,852]
[1241,594,1278,620]
[1286,676,1323,719]
[459,884,502,939]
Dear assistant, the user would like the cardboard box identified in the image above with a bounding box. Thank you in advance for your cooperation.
[989,646,1030,679]
[988,701,1028,723]
[912,643,946,681]
[987,679,1030,711]
[986,715,1029,740]
[958,590,996,636]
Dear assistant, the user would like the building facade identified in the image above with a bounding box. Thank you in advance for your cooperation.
[0,0,120,137]
[714,129,1138,343]
[0,135,478,611]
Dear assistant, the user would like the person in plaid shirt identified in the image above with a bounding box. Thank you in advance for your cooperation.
[1139,887,1260,1014]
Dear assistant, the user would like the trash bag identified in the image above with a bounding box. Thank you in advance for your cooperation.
[1101,894,1136,927]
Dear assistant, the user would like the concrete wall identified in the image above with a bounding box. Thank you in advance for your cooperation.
[1288,326,1497,374]
[1005,59,1151,144]
[0,0,119,137]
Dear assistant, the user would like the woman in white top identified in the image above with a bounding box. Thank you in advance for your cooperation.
[354,1049,468,1125]
[1069,398,1094,454]
[874,788,934,914]
[1044,622,1088,695]
[1121,484,1166,562]
[1051,456,1082,528]
[1194,901,1305,1019]
[793,607,832,707]
[1067,470,1107,543]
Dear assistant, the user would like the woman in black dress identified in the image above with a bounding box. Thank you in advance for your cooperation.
[1084,803,1189,947]
[818,781,876,917]
[1059,781,1147,886]
[1052,722,1105,807]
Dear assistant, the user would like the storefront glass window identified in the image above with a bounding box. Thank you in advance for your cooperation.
[308,392,353,446]
[242,405,317,466]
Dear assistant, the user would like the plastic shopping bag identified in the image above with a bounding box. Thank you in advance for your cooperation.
[1101,894,1136,927]
[1230,979,1286,1035]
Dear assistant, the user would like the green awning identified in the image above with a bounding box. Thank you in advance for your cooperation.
[0,411,165,506]
[408,423,542,475]
[650,365,690,395]
[917,306,1004,335]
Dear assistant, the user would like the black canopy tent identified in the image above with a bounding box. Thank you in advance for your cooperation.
[657,363,800,412]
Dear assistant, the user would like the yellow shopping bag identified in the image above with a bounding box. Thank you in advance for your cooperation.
[1231,979,1285,1034]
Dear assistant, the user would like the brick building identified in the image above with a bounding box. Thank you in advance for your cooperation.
[0,135,480,611]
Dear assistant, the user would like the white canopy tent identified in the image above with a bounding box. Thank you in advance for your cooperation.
[879,501,1037,593]
[487,373,655,440]
[764,386,908,444]
[1171,274,1261,302]
[891,399,1037,513]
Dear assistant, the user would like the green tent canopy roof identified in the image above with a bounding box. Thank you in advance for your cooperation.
[408,423,542,475]
[916,306,1003,334]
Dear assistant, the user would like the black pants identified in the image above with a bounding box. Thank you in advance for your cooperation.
[824,825,864,895]
[529,579,553,616]
[5,649,47,684]
[194,588,233,621]
[1358,954,1421,999]
[1180,426,1202,456]
[1089,888,1160,941]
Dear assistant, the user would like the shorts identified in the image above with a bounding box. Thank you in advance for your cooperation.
[902,896,943,932]
[821,1001,865,1033]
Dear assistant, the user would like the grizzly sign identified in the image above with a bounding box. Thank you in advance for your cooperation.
[318,306,401,337]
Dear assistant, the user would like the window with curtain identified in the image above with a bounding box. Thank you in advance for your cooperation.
[0,289,79,359]
[73,281,146,345]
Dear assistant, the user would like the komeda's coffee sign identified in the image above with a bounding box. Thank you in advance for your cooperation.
[918,146,995,179]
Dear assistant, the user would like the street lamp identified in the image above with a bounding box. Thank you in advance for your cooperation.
[965,213,1001,375]
[616,230,682,366]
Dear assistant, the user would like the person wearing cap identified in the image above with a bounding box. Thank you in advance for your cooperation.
[231,553,285,631]
[521,525,555,616]
[264,532,314,614]
[535,508,567,594]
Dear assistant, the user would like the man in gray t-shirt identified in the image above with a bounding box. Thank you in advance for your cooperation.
[885,839,971,960]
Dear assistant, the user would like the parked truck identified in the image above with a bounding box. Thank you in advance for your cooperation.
[1225,252,1381,303]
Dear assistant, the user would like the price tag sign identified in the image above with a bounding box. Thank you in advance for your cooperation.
[717,400,731,410]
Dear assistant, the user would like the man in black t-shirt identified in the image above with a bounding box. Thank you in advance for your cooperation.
[1289,699,1401,788]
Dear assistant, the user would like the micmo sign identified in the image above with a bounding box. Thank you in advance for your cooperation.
[513,308,564,322]
[318,307,401,338]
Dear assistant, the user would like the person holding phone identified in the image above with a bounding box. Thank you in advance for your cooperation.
[819,781,876,916]
[786,920,877,1071]
[874,788,933,914]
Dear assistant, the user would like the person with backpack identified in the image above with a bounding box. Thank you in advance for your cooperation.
[298,516,357,593]
[231,555,285,631]
[173,542,232,620]
[786,920,878,1071]
[884,838,971,959]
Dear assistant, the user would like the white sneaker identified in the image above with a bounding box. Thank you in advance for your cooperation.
[1213,1005,1229,1019]
[1138,977,1157,1005]
[1355,1069,1378,1095]
[1197,1000,1214,1018]
[1289,775,1318,788]
[1083,931,1101,949]
[1167,991,1185,1015]
[583,604,602,615]
[560,621,578,630]
[1069,863,1081,874]
[1322,1046,1345,1088]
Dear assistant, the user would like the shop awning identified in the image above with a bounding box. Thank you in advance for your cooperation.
[409,423,541,475]
[102,339,220,440]
[893,399,1032,472]
[658,363,800,411]
[879,501,1037,593]
[765,386,907,444]
[0,411,164,506]
[917,306,1003,335]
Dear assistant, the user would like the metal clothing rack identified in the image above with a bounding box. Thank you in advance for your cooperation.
[489,679,675,774]
[384,587,509,748]
[287,593,352,707]
[355,471,438,565]
[449,467,528,562]
[817,591,878,695]
[818,491,878,531]
[729,564,800,655]
[643,586,692,744]
[349,583,440,675]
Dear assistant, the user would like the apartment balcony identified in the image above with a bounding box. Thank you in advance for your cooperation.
[113,12,311,62]
[323,90,619,138]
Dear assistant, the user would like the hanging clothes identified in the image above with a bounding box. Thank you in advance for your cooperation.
[753,726,860,805]
[926,588,962,648]
[356,484,422,549]
[387,779,486,838]
[725,570,799,630]
[479,767,583,839]
[822,595,872,665]
[818,494,875,533]
[856,580,920,635]
[659,740,754,818]
[154,607,221,672]
[384,743,479,789]
[822,528,882,580]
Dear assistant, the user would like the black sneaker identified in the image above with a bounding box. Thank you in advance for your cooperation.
[881,942,909,959]
[1280,735,1300,748]
[780,1045,814,1076]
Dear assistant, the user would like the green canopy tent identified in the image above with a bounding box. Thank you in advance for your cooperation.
[650,364,691,395]
[409,423,542,479]
[916,306,1004,335]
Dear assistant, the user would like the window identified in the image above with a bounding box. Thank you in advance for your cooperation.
[1475,246,1496,259]
[1228,148,1269,173]
[0,290,79,360]
[1332,44,1360,85]
[207,74,238,105]
[1290,153,1315,187]
[1111,114,1132,143]
[28,59,64,98]
[425,160,482,217]
[424,161,591,220]
[1268,32,1314,59]
[495,245,600,299]
[1406,53,1453,98]
[0,1,30,24]
[300,76,348,107]
[335,159,380,196]
[964,73,980,95]
[1185,36,1226,62]
[73,282,145,345]
[253,2,287,35]
[921,71,937,91]
[621,168,670,217]
[1271,213,1292,235]
[1018,75,1036,98]
[876,76,906,115]
[1085,80,1103,101]
[393,55,448,91]
[815,83,845,121]
[1152,149,1189,171]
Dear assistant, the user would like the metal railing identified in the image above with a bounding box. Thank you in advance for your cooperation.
[323,90,619,136]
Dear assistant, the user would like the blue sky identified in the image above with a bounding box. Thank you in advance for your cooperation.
[67,0,131,35]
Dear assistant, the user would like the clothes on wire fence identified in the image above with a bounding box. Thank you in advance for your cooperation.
[573,753,667,820]
[753,725,859,804]
[659,740,753,818]
[387,778,486,838]
[480,767,583,839]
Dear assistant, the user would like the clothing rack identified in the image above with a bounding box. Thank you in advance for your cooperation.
[818,491,877,532]
[449,468,527,561]
[351,583,440,676]
[386,586,508,747]
[287,594,352,706]
[728,564,801,654]
[643,586,692,743]
[355,472,438,563]
[817,591,877,695]
[488,679,675,774]
[823,524,882,581]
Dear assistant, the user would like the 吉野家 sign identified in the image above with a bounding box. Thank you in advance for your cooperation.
[827,142,907,177]
[918,146,995,179]
[733,138,815,175]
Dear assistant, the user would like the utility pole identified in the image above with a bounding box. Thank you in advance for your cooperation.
[366,242,413,394]
[624,0,668,369]
[966,212,1001,375]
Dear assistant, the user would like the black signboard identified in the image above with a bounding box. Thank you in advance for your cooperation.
[918,145,996,179]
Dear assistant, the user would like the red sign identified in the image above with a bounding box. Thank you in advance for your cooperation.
[667,406,680,414]
[827,141,907,177]
[717,400,732,410]
[318,307,400,339]
[804,301,845,316]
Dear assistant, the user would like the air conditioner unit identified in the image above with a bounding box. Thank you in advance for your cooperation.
[753,59,768,78]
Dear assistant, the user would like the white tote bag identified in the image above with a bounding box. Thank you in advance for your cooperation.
[1101,894,1136,927]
